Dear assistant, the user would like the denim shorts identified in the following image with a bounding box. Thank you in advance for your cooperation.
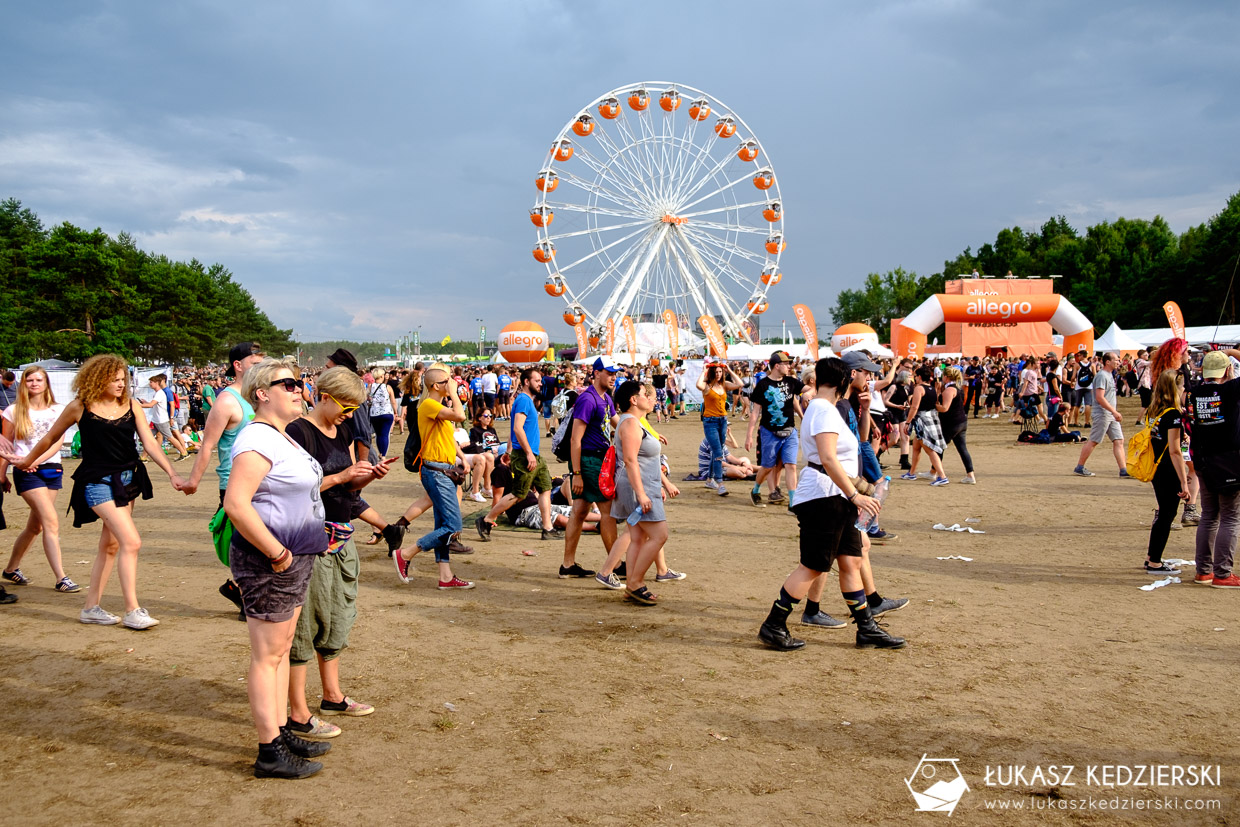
[84,470,134,508]
[759,426,799,468]
[14,464,64,494]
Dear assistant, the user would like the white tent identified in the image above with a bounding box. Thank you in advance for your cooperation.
[1094,322,1144,355]
[1121,325,1240,347]
[842,341,895,359]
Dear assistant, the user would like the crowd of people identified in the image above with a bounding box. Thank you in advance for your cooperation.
[2,333,1239,779]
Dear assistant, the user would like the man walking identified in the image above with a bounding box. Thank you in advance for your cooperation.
[561,357,620,578]
[140,373,189,460]
[1074,353,1128,478]
[746,351,804,506]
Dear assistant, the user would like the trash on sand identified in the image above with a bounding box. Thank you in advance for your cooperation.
[1163,558,1194,568]
[932,523,985,534]
[521,549,538,556]
[444,702,458,712]
[708,732,730,741]
[965,517,982,524]
[1139,577,1181,591]
[936,555,973,562]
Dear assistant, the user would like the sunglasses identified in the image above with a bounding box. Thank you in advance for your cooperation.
[481,413,493,418]
[269,377,304,392]
[433,379,449,387]
[324,392,359,414]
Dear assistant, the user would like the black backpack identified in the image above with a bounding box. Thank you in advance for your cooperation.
[403,401,423,472]
[1076,365,1094,390]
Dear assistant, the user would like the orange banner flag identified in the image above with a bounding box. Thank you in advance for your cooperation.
[574,323,588,356]
[792,304,818,361]
[1163,301,1186,340]
[698,315,727,358]
[604,319,615,355]
[663,310,679,359]
[621,315,637,355]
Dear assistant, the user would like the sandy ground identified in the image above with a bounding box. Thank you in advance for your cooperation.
[2,394,1237,826]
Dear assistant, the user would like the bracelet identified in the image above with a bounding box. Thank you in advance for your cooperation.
[847,491,859,501]
[270,548,291,567]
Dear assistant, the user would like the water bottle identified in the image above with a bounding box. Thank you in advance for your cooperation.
[854,475,890,532]
[626,506,644,526]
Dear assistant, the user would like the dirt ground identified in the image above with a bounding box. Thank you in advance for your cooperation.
[2,394,1236,826]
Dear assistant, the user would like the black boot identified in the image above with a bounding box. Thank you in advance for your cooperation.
[0,586,16,605]
[758,601,805,651]
[280,724,332,758]
[854,606,907,650]
[381,523,407,557]
[254,736,323,779]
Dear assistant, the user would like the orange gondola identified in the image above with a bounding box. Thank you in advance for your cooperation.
[544,277,566,296]
[588,335,600,348]
[761,267,782,286]
[659,90,681,111]
[563,308,585,326]
[553,139,573,162]
[765,233,785,254]
[688,99,711,120]
[753,168,774,190]
[747,299,769,314]
[572,114,595,136]
[598,97,620,119]
[536,170,559,193]
[714,116,736,138]
[530,207,554,228]
[763,201,782,222]
[736,140,759,162]
[533,242,556,263]
[628,89,649,111]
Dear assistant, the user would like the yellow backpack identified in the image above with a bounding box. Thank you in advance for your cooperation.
[1125,408,1174,482]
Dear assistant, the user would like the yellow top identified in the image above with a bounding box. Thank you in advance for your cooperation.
[417,398,457,464]
[703,385,727,418]
[639,416,661,440]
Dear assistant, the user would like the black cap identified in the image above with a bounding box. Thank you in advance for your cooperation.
[225,342,264,378]
[769,350,792,365]
[327,347,358,373]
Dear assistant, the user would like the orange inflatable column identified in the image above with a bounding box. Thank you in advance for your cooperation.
[890,318,926,360]
[1062,330,1095,356]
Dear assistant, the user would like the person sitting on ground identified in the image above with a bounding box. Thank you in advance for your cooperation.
[696,437,755,480]
[463,409,500,503]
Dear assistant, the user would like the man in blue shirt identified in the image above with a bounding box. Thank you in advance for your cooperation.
[469,372,486,418]
[496,368,513,420]
[475,367,559,542]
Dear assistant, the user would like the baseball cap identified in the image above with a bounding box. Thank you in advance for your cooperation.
[592,356,621,373]
[225,342,264,377]
[1202,350,1229,379]
[841,351,882,373]
[769,350,792,365]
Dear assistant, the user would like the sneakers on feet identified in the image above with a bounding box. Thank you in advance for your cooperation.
[704,479,719,490]
[2,568,29,586]
[541,528,565,540]
[1211,573,1240,589]
[801,610,847,628]
[1193,573,1215,585]
[474,515,493,542]
[447,533,474,555]
[55,577,81,593]
[960,476,977,485]
[655,569,686,582]
[319,696,375,716]
[1181,505,1201,526]
[869,596,909,617]
[768,488,786,504]
[717,483,729,497]
[867,529,898,544]
[392,548,412,583]
[1144,563,1181,575]
[614,562,627,578]
[1072,466,1095,477]
[898,473,918,481]
[469,492,486,503]
[749,488,766,507]
[438,576,475,590]
[917,471,935,480]
[81,605,120,625]
[285,715,342,738]
[595,571,623,590]
[558,563,595,578]
[219,579,244,610]
[122,607,160,630]
[1119,468,1132,478]
[0,587,17,605]
[931,476,950,486]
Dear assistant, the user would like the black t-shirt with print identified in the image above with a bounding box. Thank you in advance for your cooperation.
[1189,378,1240,459]
[751,375,803,431]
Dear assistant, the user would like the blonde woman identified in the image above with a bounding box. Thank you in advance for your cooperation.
[225,358,331,778]
[0,366,77,595]
[1144,369,1190,575]
[935,366,976,484]
[4,355,183,628]
[367,368,397,456]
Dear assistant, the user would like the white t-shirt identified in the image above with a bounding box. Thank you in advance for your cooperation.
[2,404,66,460]
[146,386,171,424]
[481,372,498,394]
[793,398,859,506]
[867,379,887,413]
[230,422,326,556]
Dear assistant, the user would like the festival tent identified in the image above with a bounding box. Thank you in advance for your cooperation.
[1121,325,1240,347]
[19,358,77,370]
[842,341,895,359]
[1093,322,1144,357]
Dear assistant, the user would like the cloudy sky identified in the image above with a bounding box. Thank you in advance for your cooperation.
[3,1,1236,345]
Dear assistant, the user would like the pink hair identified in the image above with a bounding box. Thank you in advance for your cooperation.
[1149,338,1188,379]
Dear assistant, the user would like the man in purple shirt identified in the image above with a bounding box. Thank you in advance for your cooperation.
[561,356,621,578]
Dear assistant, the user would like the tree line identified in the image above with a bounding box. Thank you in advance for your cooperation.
[831,189,1240,342]
[0,198,295,367]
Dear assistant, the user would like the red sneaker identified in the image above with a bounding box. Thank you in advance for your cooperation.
[1211,574,1240,589]
[438,576,475,590]
[1193,574,1215,585]
[392,549,411,584]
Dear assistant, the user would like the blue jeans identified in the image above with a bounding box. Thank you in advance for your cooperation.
[419,462,462,562]
[702,416,727,481]
[371,414,394,456]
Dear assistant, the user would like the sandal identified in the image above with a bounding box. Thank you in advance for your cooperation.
[364,531,383,546]
[624,586,658,605]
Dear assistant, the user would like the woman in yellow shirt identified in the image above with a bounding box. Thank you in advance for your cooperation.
[696,361,743,496]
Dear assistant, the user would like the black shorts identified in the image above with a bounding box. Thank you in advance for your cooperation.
[792,495,863,573]
[484,392,497,409]
[1139,387,1152,408]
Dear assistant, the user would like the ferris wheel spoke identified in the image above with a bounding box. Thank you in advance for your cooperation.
[545,200,644,220]
[573,141,658,207]
[557,223,657,276]
[572,232,653,305]
[675,168,752,215]
[557,169,648,214]
[614,112,660,192]
[681,222,769,263]
[591,126,653,197]
[545,217,652,243]
[685,219,769,236]
[665,237,714,322]
[668,130,722,205]
[678,230,761,293]
[670,231,746,337]
[678,199,770,220]
[599,225,668,323]
[666,121,706,197]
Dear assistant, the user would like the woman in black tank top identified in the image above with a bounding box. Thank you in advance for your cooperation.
[935,367,975,483]
[899,366,948,483]
[8,355,184,629]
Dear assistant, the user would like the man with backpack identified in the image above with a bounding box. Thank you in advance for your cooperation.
[560,357,621,580]
[1073,353,1128,478]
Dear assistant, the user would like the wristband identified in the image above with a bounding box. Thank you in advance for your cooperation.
[270,548,291,567]
[847,491,858,501]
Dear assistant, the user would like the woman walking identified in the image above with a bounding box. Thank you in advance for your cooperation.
[899,366,948,485]
[367,368,397,457]
[696,362,742,497]
[1144,369,1190,574]
[935,367,976,484]
[611,381,669,605]
[225,358,331,778]
[0,366,78,593]
[5,355,183,627]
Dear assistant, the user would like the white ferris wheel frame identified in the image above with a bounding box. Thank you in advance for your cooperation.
[532,81,784,344]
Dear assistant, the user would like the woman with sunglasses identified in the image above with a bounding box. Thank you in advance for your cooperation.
[366,368,397,457]
[464,409,500,503]
[225,358,331,778]
[284,367,389,739]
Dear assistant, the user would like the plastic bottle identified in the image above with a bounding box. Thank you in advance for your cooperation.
[854,475,890,532]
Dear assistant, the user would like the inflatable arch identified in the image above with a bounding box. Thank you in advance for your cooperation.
[892,294,1094,358]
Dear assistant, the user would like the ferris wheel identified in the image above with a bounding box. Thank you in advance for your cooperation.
[532,82,784,346]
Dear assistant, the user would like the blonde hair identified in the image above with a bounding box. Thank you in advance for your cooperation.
[240,357,297,407]
[1148,369,1182,416]
[12,366,57,440]
[399,369,421,398]
[943,366,963,386]
[72,354,130,408]
[315,366,366,406]
[420,362,451,404]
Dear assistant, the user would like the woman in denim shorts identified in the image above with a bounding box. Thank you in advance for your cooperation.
[7,355,184,628]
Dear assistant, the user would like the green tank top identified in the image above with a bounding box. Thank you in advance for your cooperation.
[215,386,255,489]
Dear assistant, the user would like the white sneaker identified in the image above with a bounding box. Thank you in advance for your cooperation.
[80,605,120,625]
[704,479,719,489]
[960,476,977,485]
[717,484,729,497]
[122,607,160,630]
[469,492,486,503]
[481,488,492,498]
[917,471,934,480]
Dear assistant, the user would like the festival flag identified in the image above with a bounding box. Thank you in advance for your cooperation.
[440,335,451,347]
[621,315,637,355]
[604,318,615,355]
[698,315,727,358]
[792,304,818,360]
[1163,301,1186,340]
[663,309,679,359]
[574,323,588,356]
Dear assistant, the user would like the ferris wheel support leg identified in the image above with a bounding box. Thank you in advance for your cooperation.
[596,226,666,324]
[666,235,714,323]
[676,232,749,340]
